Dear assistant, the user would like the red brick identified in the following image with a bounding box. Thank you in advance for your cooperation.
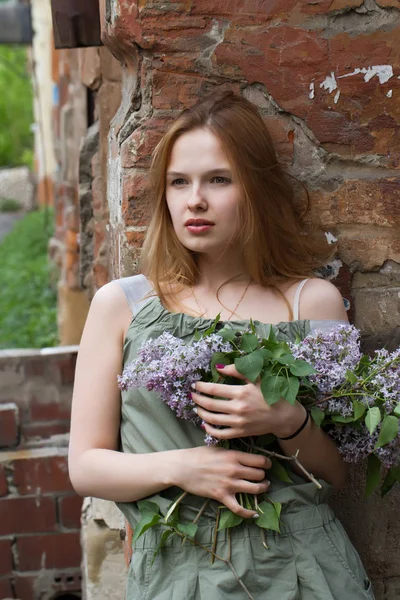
[23,358,46,378]
[0,404,19,448]
[58,495,83,529]
[152,71,219,110]
[121,116,175,169]
[16,532,81,571]
[0,577,13,599]
[0,496,57,535]
[29,395,71,422]
[0,465,8,497]
[12,574,36,600]
[13,455,72,495]
[125,230,146,249]
[0,539,13,576]
[121,170,152,227]
[21,422,70,442]
[308,179,400,229]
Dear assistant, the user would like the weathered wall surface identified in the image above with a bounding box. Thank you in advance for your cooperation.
[50,43,122,344]
[0,348,82,600]
[99,1,400,597]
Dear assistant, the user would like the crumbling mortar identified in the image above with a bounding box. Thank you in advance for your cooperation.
[302,0,400,37]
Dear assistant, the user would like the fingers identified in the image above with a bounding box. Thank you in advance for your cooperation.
[223,495,260,519]
[192,391,236,415]
[222,479,271,518]
[236,451,272,471]
[216,363,248,382]
[193,379,243,399]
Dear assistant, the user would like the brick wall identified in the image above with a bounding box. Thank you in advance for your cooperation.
[0,348,82,600]
[97,1,400,598]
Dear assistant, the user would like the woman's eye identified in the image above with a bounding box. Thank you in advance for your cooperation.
[211,176,231,184]
[170,178,187,186]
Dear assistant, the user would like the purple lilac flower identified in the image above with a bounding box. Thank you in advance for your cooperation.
[290,324,361,394]
[329,422,400,469]
[118,332,233,444]
[368,347,400,414]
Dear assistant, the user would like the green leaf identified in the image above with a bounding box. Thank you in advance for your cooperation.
[280,377,299,405]
[261,325,275,342]
[365,455,381,498]
[352,400,367,421]
[137,500,161,516]
[211,352,231,381]
[275,354,296,366]
[240,333,259,353]
[255,500,281,532]
[218,509,244,531]
[356,354,371,376]
[375,415,399,449]
[177,523,198,539]
[132,513,161,543]
[255,433,276,447]
[261,375,286,405]
[365,407,381,435]
[269,458,293,483]
[289,360,316,377]
[150,529,173,566]
[235,350,264,383]
[260,348,272,360]
[202,314,221,337]
[331,415,354,423]
[393,403,400,418]
[271,343,291,359]
[217,327,236,342]
[310,406,325,427]
[345,369,358,385]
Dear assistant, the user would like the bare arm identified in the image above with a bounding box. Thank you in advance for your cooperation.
[68,281,271,517]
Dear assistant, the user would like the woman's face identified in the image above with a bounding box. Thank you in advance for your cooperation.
[165,128,242,257]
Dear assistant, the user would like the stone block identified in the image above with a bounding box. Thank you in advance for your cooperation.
[81,513,126,600]
[79,47,101,90]
[336,227,400,272]
[57,283,90,346]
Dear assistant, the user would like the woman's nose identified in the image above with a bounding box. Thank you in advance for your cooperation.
[187,184,207,210]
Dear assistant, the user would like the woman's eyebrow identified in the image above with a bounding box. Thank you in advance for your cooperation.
[166,168,232,178]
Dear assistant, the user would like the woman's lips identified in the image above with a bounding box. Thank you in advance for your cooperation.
[185,224,214,234]
[184,219,215,234]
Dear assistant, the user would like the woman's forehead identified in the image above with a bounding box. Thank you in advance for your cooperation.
[168,128,231,172]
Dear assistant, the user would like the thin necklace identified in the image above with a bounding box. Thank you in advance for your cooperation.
[190,279,252,321]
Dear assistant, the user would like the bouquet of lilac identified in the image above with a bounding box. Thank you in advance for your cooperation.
[118,318,400,498]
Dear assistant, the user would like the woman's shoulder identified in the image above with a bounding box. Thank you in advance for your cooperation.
[297,277,349,322]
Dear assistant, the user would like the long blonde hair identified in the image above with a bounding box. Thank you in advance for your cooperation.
[140,91,333,311]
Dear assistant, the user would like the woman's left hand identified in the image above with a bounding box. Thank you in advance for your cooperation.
[192,364,306,440]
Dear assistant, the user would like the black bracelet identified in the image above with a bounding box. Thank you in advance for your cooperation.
[277,410,310,441]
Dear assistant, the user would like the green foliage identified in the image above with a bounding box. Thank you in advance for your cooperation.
[0,46,34,167]
[0,197,21,212]
[0,208,58,348]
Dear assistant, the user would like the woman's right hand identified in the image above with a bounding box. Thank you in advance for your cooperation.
[171,446,271,518]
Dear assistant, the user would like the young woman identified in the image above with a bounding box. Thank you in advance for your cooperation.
[68,91,374,599]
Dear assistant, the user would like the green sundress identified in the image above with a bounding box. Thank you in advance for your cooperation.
[116,275,375,600]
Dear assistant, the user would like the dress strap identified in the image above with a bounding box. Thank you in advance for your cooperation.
[118,274,154,316]
[293,278,310,321]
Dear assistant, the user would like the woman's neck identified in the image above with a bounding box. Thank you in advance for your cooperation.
[194,254,249,292]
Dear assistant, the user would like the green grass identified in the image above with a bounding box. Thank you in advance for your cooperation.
[0,197,21,212]
[0,209,58,349]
